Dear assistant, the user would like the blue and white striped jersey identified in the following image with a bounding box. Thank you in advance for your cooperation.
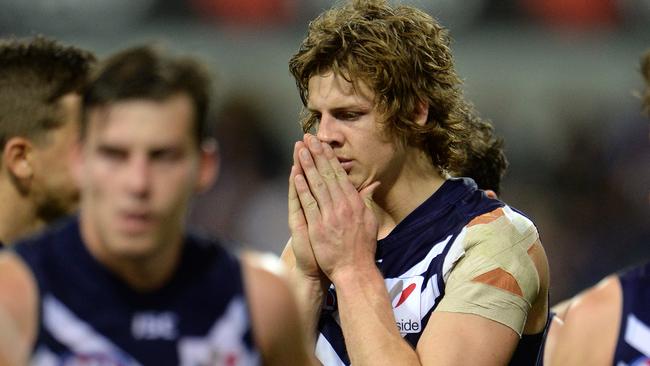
[13,216,259,366]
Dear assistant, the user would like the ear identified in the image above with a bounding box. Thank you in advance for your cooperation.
[196,139,219,193]
[2,137,34,180]
[485,189,498,199]
[414,102,429,127]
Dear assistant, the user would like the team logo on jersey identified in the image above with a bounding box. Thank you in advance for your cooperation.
[385,276,423,334]
[131,311,178,340]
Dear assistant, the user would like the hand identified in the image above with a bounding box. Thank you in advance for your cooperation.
[287,142,323,282]
[294,134,380,283]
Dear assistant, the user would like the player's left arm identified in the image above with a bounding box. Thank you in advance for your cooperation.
[417,216,549,365]
[241,252,317,366]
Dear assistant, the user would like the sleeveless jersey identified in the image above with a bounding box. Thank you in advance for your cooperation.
[315,178,547,365]
[12,216,260,365]
[614,261,650,365]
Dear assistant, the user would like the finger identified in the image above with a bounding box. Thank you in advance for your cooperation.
[298,144,334,211]
[293,141,304,176]
[304,134,345,203]
[322,142,358,197]
[288,165,308,231]
[294,173,322,225]
[359,181,381,210]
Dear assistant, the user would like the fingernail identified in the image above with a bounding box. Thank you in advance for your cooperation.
[300,148,309,160]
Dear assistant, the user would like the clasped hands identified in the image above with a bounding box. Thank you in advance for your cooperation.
[288,134,381,285]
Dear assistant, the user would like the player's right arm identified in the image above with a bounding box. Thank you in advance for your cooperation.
[282,143,330,342]
[544,275,621,365]
[0,252,38,366]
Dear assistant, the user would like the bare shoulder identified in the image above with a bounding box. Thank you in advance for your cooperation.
[279,238,296,268]
[0,251,39,365]
[564,275,622,328]
[241,251,313,366]
[545,275,621,365]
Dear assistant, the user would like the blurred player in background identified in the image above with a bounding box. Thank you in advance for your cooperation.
[453,103,508,197]
[0,45,312,365]
[543,50,650,365]
[0,37,95,246]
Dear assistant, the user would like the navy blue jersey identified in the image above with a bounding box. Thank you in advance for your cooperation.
[315,178,547,365]
[12,216,259,365]
[614,261,650,365]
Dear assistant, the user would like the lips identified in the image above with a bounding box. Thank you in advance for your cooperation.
[117,210,154,234]
[337,157,353,173]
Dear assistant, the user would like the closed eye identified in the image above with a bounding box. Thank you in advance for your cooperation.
[150,148,183,162]
[333,110,364,121]
[97,145,127,161]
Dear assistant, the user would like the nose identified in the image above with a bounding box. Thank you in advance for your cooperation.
[124,154,151,199]
[316,114,344,148]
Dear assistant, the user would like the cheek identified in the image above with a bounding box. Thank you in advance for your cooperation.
[153,168,195,206]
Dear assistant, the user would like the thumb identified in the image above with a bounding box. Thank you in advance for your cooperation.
[359,181,381,209]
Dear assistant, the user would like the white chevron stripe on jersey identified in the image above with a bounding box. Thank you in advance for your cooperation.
[441,227,467,282]
[398,235,452,279]
[42,295,141,366]
[315,333,346,366]
[625,314,650,357]
[420,274,441,315]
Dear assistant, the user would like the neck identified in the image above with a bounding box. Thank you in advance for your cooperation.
[0,178,45,244]
[80,212,183,292]
[373,148,445,239]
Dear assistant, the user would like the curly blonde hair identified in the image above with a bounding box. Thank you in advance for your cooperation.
[289,0,471,172]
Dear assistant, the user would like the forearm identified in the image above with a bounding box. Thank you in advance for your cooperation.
[290,270,326,345]
[333,267,420,366]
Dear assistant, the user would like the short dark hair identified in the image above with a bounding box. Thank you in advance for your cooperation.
[289,0,471,172]
[82,45,213,145]
[454,103,508,195]
[0,36,95,152]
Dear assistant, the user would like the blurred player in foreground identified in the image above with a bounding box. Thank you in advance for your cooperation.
[0,37,94,246]
[0,45,312,365]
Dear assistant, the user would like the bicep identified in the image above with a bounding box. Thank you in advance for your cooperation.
[242,254,314,366]
[416,311,519,366]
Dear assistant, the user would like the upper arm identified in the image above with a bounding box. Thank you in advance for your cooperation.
[437,208,544,337]
[417,311,519,365]
[544,275,621,365]
[416,207,547,364]
[242,252,314,366]
[0,252,38,365]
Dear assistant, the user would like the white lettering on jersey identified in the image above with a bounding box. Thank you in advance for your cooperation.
[131,312,178,340]
[385,276,423,334]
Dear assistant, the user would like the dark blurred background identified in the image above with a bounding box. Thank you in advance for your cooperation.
[2,0,647,302]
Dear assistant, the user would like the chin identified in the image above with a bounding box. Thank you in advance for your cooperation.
[106,236,160,261]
